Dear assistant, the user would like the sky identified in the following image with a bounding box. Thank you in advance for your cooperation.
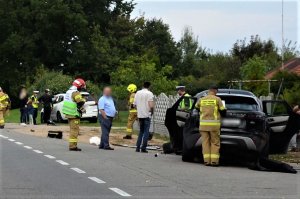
[131,0,299,53]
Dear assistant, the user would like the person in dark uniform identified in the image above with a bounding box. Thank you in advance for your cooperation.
[39,89,53,124]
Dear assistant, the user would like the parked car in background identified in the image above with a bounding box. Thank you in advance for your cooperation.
[50,92,98,123]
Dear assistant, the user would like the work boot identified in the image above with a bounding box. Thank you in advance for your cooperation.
[141,149,148,153]
[123,135,132,140]
[69,147,82,151]
[0,126,4,129]
[204,162,211,166]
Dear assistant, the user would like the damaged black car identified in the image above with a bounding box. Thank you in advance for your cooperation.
[164,89,300,173]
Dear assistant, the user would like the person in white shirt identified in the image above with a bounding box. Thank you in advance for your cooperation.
[134,82,154,153]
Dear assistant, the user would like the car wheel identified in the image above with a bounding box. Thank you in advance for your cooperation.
[57,112,64,123]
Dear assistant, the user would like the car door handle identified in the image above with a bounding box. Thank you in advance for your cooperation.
[267,118,274,122]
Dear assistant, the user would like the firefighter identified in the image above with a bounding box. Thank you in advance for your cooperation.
[176,86,193,110]
[195,85,226,166]
[0,87,11,129]
[62,79,86,151]
[123,84,138,140]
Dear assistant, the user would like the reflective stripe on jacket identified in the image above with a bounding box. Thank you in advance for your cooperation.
[196,94,225,131]
[0,92,10,110]
[179,93,193,110]
[31,95,39,108]
[62,87,80,117]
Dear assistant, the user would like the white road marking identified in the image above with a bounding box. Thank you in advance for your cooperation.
[44,155,56,159]
[33,150,43,154]
[70,168,86,174]
[88,177,106,184]
[0,135,8,138]
[109,188,131,197]
[15,142,23,145]
[56,160,69,166]
[24,146,33,149]
[8,139,15,141]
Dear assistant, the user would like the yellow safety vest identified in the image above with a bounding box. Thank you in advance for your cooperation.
[179,93,193,110]
[31,95,39,109]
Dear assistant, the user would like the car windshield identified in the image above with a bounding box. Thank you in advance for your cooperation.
[219,96,259,111]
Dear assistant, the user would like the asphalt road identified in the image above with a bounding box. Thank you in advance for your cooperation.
[0,129,299,199]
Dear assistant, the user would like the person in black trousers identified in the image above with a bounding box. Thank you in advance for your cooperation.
[39,89,53,124]
[19,86,28,125]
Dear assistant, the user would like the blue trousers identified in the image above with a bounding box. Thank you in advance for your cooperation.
[136,117,151,150]
[99,115,113,149]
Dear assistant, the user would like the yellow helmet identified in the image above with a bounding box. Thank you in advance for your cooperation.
[127,84,137,93]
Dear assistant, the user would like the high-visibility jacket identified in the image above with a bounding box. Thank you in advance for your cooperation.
[179,93,193,110]
[31,95,39,108]
[195,94,225,131]
[0,92,10,111]
[62,86,85,118]
[128,93,137,113]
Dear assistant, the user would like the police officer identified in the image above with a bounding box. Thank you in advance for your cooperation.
[62,79,86,151]
[39,89,53,124]
[176,86,192,110]
[124,84,138,140]
[195,86,226,166]
[0,87,11,129]
[28,91,39,125]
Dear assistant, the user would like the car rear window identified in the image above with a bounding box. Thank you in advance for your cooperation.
[219,96,259,111]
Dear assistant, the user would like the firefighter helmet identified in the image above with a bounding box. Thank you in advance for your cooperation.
[72,78,86,89]
[127,84,137,93]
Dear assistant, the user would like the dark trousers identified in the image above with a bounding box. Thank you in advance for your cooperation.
[33,108,38,125]
[136,117,151,151]
[99,115,113,149]
[43,107,51,123]
[20,108,28,123]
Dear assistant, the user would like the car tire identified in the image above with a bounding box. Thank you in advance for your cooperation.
[182,139,194,162]
[57,112,64,123]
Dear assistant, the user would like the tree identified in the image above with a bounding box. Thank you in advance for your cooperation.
[240,56,268,96]
[111,54,178,99]
[231,35,282,72]
[176,27,208,77]
[136,18,180,69]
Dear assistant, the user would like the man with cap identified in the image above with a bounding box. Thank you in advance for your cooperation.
[176,86,193,110]
[0,87,11,129]
[28,91,39,125]
[39,89,53,124]
[195,85,226,166]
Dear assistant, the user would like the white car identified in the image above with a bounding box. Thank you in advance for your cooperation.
[50,92,98,123]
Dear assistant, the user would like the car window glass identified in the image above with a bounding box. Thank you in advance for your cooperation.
[219,96,259,111]
[265,102,289,116]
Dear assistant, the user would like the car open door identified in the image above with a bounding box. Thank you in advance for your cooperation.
[164,95,197,154]
[262,100,300,154]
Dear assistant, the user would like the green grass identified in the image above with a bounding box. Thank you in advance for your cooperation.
[5,109,22,123]
[5,109,128,127]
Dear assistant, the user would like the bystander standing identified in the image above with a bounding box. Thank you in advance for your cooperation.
[134,82,154,153]
[98,87,116,150]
